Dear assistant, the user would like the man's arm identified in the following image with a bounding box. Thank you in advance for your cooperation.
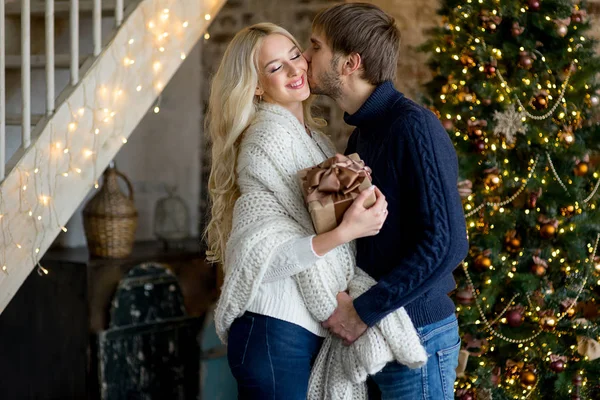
[353,113,467,327]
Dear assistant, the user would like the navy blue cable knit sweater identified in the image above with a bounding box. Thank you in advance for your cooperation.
[345,81,469,328]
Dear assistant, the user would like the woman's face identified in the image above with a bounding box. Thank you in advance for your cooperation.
[256,34,310,107]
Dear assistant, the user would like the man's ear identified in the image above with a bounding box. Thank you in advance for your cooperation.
[342,52,362,76]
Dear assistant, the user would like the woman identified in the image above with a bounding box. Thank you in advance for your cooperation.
[205,23,387,399]
[207,23,427,400]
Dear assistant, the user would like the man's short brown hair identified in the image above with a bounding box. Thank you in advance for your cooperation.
[313,3,400,85]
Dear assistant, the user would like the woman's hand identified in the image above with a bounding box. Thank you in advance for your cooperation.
[336,185,388,243]
[311,186,387,257]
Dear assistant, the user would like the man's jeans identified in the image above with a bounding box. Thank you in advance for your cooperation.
[227,312,323,400]
[367,314,461,399]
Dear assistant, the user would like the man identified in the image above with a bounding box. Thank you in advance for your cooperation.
[303,3,469,399]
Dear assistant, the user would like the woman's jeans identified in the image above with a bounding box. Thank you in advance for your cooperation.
[227,312,323,400]
[367,314,461,400]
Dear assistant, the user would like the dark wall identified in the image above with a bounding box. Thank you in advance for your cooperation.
[0,261,88,400]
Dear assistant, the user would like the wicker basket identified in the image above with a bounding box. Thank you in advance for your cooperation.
[83,165,138,258]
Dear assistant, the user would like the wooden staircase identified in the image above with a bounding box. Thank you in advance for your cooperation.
[0,0,226,313]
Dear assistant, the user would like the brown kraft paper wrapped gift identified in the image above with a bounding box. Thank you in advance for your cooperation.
[298,153,376,234]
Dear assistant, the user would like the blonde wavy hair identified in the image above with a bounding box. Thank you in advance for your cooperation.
[205,22,324,266]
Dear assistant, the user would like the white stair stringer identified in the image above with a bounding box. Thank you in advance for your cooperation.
[0,0,226,314]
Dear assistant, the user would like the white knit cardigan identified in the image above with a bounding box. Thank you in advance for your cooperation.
[215,103,427,399]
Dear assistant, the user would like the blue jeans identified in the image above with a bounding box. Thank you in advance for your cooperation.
[227,312,323,400]
[367,314,460,400]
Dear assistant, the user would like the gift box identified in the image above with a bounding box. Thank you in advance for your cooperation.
[298,153,376,234]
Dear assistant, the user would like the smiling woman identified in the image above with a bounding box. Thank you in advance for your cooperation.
[205,23,323,272]
[255,34,310,118]
[204,22,389,400]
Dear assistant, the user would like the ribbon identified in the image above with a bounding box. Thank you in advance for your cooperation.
[549,354,568,363]
[532,255,548,268]
[505,359,525,376]
[298,153,375,234]
[456,349,470,377]
[537,215,559,228]
[457,179,473,198]
[554,17,571,28]
[491,366,502,387]
[304,154,372,207]
[577,336,600,361]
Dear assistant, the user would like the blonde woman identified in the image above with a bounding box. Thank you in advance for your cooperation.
[205,23,389,399]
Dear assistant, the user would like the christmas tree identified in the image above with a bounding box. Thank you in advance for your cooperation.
[421,0,600,399]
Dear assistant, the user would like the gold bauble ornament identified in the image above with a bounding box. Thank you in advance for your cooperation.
[561,205,576,217]
[457,91,475,102]
[520,369,538,387]
[540,315,557,331]
[505,230,522,253]
[484,173,501,190]
[475,255,492,271]
[574,162,589,176]
[532,93,548,110]
[460,54,476,68]
[540,224,556,239]
[531,264,547,276]
[558,130,575,146]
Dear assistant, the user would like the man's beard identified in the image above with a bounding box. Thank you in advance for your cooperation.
[310,57,342,100]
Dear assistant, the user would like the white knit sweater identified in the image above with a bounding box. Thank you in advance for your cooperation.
[215,103,427,399]
[218,103,336,338]
[263,235,323,284]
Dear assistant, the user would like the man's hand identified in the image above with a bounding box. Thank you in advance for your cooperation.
[322,292,368,346]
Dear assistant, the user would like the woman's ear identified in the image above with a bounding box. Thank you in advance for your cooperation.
[343,52,362,76]
[255,87,264,96]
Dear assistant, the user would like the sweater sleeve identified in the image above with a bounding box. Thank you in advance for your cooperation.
[262,236,324,283]
[353,113,464,327]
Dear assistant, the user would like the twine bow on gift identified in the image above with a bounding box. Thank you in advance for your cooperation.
[304,154,372,206]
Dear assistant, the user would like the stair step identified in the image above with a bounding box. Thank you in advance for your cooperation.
[5,114,44,126]
[4,54,88,69]
[5,1,121,17]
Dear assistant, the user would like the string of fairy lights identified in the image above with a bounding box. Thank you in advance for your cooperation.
[0,2,216,276]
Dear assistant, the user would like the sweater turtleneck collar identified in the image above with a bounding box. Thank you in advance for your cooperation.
[343,81,403,127]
